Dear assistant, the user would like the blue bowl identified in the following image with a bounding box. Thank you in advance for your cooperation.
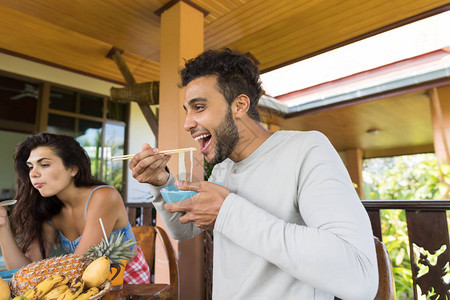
[0,269,17,282]
[161,186,197,203]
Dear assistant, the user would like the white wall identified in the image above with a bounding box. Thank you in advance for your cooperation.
[0,52,121,96]
[0,130,29,195]
[126,103,157,202]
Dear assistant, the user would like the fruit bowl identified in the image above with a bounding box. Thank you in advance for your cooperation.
[89,279,111,300]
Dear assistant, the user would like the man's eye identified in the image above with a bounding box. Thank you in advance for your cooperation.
[195,105,205,111]
[41,164,50,167]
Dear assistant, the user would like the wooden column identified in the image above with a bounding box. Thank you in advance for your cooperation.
[157,1,206,300]
[429,86,450,164]
[36,82,50,132]
[346,148,365,199]
[268,123,280,132]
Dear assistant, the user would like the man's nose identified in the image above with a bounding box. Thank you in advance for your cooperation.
[184,112,196,132]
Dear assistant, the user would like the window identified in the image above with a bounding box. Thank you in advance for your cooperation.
[0,75,38,133]
[0,74,128,199]
[47,86,127,193]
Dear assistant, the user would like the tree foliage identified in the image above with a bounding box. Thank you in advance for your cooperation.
[363,153,449,299]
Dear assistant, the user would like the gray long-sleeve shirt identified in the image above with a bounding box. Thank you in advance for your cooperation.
[150,130,378,299]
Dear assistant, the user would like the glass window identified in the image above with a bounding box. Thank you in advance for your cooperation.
[49,87,77,113]
[102,123,126,193]
[47,114,104,179]
[0,75,38,131]
[47,114,75,134]
[47,114,103,136]
[76,127,104,180]
[80,94,103,117]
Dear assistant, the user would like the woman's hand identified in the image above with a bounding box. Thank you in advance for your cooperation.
[129,144,171,186]
[0,207,10,229]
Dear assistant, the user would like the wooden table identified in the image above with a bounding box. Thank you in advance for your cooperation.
[102,283,175,299]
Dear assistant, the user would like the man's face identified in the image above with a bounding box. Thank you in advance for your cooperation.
[183,75,239,165]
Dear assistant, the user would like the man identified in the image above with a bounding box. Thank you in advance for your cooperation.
[129,49,378,299]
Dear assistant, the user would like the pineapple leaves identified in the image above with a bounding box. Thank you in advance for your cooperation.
[86,232,138,267]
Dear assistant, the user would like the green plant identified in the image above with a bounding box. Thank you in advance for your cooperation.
[363,153,448,299]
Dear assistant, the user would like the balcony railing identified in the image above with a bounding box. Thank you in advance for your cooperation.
[125,200,450,299]
[362,200,450,299]
[124,202,156,226]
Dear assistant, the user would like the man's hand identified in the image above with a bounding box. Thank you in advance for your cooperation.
[164,181,230,230]
[129,144,171,186]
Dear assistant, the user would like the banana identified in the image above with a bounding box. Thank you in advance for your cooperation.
[42,284,69,300]
[57,278,84,300]
[0,276,10,300]
[74,287,99,300]
[24,289,33,297]
[27,275,69,300]
[12,297,27,300]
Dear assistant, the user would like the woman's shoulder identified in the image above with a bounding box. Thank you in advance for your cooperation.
[88,185,123,204]
[91,184,121,195]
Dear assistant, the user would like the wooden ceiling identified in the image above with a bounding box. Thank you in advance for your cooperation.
[0,0,448,158]
[0,0,448,84]
[260,90,436,158]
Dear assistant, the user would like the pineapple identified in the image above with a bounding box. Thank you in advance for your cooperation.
[9,232,137,296]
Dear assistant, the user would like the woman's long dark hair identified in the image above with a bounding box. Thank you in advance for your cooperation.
[11,133,105,258]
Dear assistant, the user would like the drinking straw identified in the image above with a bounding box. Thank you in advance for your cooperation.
[99,218,110,246]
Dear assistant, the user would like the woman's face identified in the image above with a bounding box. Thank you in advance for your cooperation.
[27,146,76,197]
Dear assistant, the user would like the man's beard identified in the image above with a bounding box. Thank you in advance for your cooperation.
[209,107,239,165]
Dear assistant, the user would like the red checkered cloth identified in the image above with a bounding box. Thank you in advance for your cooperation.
[124,245,151,284]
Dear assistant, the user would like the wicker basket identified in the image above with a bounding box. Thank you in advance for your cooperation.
[89,280,112,300]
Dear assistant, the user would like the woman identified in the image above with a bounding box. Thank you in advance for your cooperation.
[0,133,150,284]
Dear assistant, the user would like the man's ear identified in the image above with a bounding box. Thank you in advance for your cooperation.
[233,94,250,118]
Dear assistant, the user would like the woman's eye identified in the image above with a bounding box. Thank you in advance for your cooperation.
[41,164,50,167]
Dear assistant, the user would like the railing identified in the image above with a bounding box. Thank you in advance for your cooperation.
[362,200,450,300]
[124,202,156,227]
[127,200,450,299]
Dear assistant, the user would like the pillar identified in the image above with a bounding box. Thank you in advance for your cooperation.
[346,148,365,199]
[429,86,450,164]
[157,1,206,299]
[268,123,280,132]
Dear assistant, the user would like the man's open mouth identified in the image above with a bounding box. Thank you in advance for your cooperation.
[194,133,212,154]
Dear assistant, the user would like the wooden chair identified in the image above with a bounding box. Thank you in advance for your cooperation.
[132,225,180,300]
[373,236,396,299]
[335,236,396,300]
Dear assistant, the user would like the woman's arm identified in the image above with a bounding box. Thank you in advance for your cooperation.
[26,222,57,261]
[0,207,56,269]
[74,187,127,255]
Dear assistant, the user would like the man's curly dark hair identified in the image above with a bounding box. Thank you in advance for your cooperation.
[180,48,264,121]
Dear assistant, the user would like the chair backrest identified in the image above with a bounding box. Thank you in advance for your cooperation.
[335,236,396,300]
[373,236,396,300]
[132,225,180,300]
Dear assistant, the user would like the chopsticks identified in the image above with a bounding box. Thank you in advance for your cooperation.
[110,147,197,161]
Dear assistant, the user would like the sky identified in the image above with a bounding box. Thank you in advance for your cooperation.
[260,10,450,98]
